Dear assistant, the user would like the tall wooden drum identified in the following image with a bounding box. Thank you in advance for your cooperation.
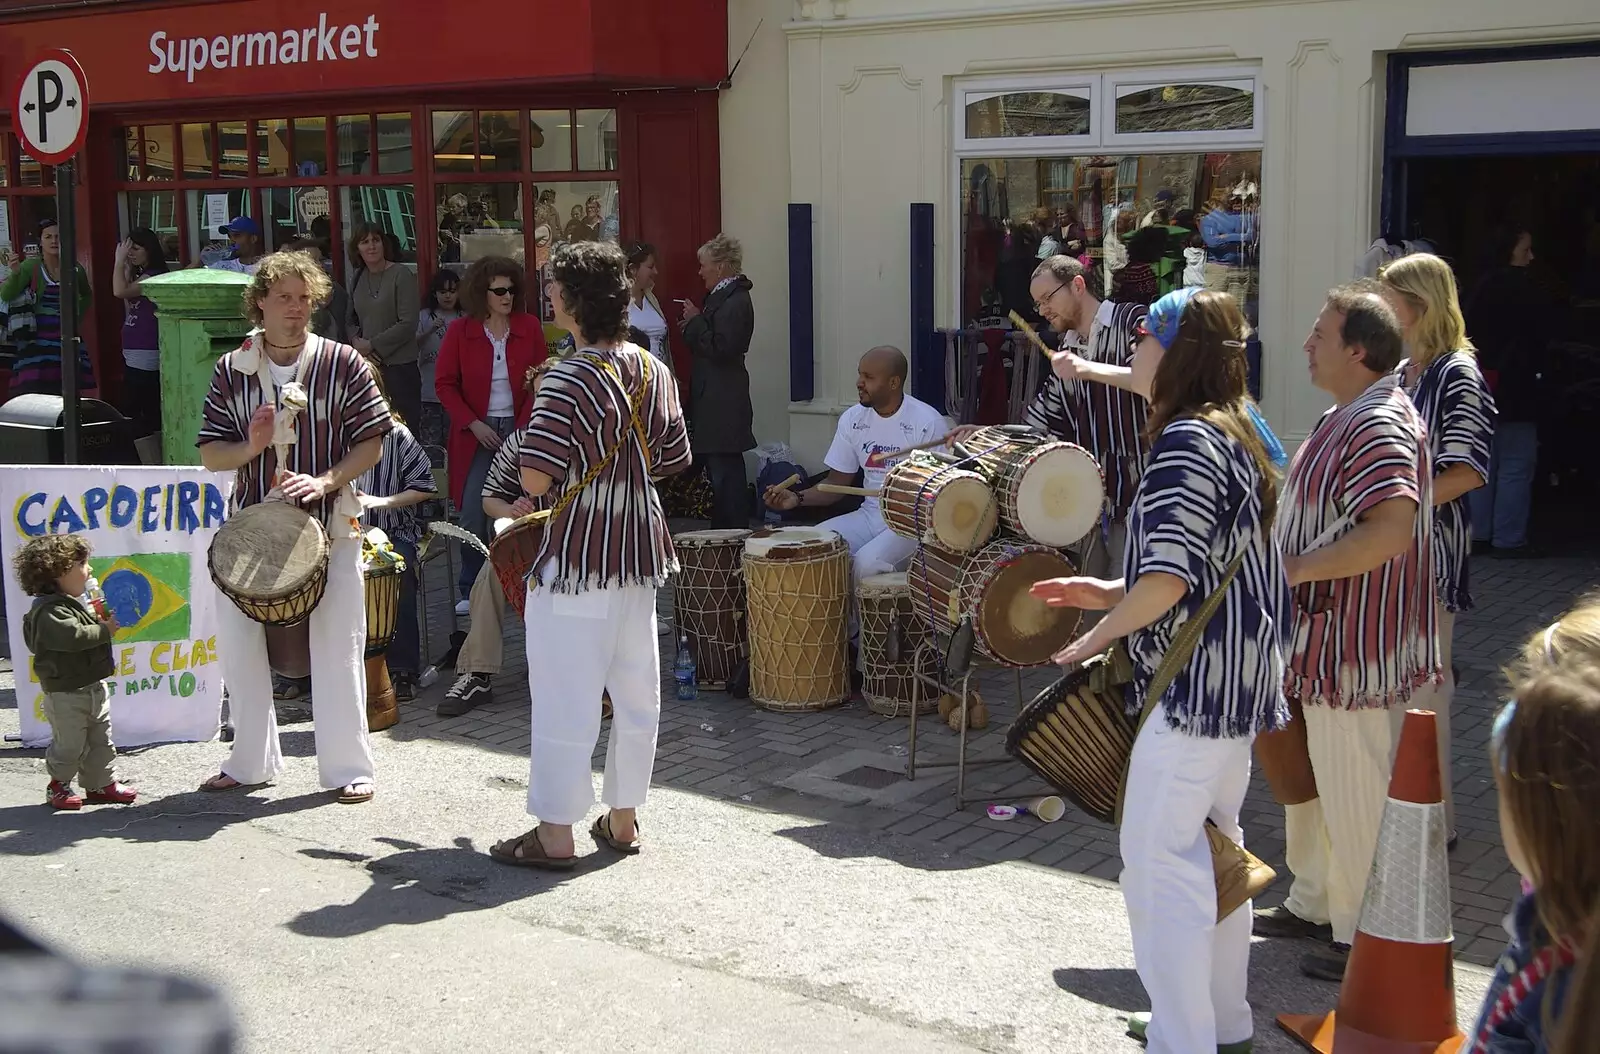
[857,572,935,717]
[742,527,851,711]
[361,531,406,732]
[672,529,752,688]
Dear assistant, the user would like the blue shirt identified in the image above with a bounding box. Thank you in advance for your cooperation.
[1199,207,1255,265]
[1470,891,1574,1054]
[1123,417,1292,738]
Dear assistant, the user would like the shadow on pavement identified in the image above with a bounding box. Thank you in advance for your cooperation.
[286,834,625,938]
[772,819,990,872]
[0,789,331,857]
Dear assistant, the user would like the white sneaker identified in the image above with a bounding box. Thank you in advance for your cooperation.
[454,598,471,616]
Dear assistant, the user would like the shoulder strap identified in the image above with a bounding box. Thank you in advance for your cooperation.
[1132,548,1248,738]
[545,350,652,523]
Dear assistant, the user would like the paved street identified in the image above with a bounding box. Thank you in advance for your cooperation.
[1,540,1589,1051]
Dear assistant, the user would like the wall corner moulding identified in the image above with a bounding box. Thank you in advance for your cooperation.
[838,65,923,96]
[782,0,1332,37]
[1397,21,1600,50]
[831,0,851,18]
[796,0,822,19]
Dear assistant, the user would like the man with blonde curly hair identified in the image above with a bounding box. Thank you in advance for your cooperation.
[196,249,392,805]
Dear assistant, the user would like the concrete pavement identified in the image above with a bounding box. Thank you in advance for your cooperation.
[0,728,1491,1053]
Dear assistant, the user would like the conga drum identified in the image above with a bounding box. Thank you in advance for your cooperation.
[880,454,997,554]
[742,527,850,711]
[361,530,406,733]
[963,427,1105,548]
[489,513,546,615]
[906,540,1081,667]
[672,529,752,688]
[208,501,328,678]
[857,572,934,717]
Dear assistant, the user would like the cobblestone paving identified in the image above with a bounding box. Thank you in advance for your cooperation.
[323,538,1600,968]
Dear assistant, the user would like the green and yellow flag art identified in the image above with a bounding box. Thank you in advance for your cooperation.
[89,552,192,644]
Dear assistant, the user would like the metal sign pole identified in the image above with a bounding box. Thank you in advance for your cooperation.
[56,157,78,463]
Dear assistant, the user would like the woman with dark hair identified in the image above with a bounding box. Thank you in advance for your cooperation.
[1112,226,1166,306]
[1,219,93,397]
[345,222,422,429]
[1034,288,1290,1054]
[1466,225,1547,555]
[434,256,546,608]
[488,240,690,869]
[624,242,670,367]
[416,268,464,449]
[111,227,168,437]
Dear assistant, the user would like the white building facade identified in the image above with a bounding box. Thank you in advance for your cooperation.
[720,0,1600,468]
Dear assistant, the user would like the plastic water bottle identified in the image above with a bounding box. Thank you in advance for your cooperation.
[674,636,697,701]
[84,575,108,621]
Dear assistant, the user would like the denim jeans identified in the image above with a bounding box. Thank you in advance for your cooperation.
[701,453,749,530]
[457,415,518,598]
[1469,421,1537,550]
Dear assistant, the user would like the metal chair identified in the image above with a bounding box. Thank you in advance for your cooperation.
[415,446,458,664]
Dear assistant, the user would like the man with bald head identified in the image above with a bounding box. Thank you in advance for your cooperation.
[1253,281,1439,981]
[764,345,950,579]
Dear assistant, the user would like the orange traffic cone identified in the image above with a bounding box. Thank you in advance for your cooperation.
[1278,708,1465,1053]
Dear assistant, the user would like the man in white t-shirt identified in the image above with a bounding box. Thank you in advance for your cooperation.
[763,346,951,580]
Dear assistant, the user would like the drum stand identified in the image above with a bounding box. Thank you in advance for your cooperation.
[904,641,1033,808]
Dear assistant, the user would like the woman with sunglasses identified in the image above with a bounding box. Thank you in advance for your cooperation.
[1034,288,1291,1054]
[434,256,547,607]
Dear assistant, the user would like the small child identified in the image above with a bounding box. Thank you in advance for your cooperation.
[14,533,137,810]
[1470,599,1600,1052]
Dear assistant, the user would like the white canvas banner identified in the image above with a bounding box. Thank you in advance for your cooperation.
[1,465,234,748]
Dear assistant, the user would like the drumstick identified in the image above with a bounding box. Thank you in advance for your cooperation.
[815,483,881,497]
[771,473,802,492]
[1007,311,1090,357]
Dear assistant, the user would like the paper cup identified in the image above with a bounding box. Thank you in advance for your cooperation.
[986,805,1019,821]
[1022,795,1066,823]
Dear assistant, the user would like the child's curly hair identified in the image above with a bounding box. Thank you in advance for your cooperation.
[12,533,90,596]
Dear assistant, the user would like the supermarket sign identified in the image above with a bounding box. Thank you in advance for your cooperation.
[147,14,381,84]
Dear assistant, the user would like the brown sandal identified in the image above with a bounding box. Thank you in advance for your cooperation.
[199,773,248,792]
[590,813,641,855]
[336,780,375,805]
[489,828,577,871]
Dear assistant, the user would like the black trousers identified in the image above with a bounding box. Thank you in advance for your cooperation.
[120,365,162,439]
[701,453,749,530]
[380,363,424,432]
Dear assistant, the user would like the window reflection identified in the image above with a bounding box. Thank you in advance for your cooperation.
[337,114,372,175]
[376,112,412,174]
[292,117,327,177]
[529,110,571,171]
[575,109,617,170]
[142,124,176,181]
[119,127,141,181]
[263,186,332,255]
[187,188,250,264]
[1114,83,1255,135]
[478,110,520,173]
[182,123,212,178]
[965,91,1091,139]
[341,184,419,273]
[256,119,290,178]
[432,110,473,173]
[436,182,523,273]
[216,120,249,179]
[121,191,182,264]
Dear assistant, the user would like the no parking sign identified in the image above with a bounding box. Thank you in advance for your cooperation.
[12,49,89,165]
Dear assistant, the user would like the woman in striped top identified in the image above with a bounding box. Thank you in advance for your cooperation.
[1,220,93,398]
[1378,252,1496,838]
[489,241,690,870]
[1035,289,1289,1054]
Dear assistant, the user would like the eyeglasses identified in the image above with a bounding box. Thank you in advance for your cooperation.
[488,286,517,297]
[1032,281,1067,312]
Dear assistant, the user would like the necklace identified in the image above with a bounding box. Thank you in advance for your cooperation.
[264,336,306,351]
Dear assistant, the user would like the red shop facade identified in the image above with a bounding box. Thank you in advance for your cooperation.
[0,0,726,402]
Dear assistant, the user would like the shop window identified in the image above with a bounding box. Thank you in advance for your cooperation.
[958,151,1261,329]
[478,110,520,173]
[337,115,372,176]
[431,110,474,174]
[263,186,332,255]
[182,123,212,178]
[529,110,571,171]
[341,185,419,274]
[119,127,141,181]
[435,182,523,274]
[0,135,8,188]
[376,112,413,175]
[14,198,58,251]
[964,90,1091,140]
[1113,81,1255,136]
[575,109,617,171]
[119,191,182,266]
[216,120,249,179]
[293,117,327,177]
[256,120,291,178]
[18,136,47,188]
[186,188,251,265]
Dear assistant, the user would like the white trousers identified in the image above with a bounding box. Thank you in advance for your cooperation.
[217,535,373,789]
[825,505,917,582]
[524,581,661,824]
[1408,604,1455,831]
[1283,797,1332,926]
[1121,719,1255,1053]
[1298,705,1406,944]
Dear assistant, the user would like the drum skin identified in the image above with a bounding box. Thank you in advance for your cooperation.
[906,540,1081,668]
[965,427,1105,548]
[880,456,997,554]
[208,501,329,628]
[742,528,850,711]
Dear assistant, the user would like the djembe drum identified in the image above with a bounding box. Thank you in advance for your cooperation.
[672,529,752,688]
[879,454,998,554]
[906,540,1081,668]
[857,572,935,717]
[489,514,546,615]
[742,527,851,711]
[208,500,329,680]
[961,427,1105,548]
[361,530,406,732]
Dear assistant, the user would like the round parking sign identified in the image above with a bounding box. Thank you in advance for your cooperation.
[13,49,89,165]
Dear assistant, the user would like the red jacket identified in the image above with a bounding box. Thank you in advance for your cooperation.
[433,312,547,507]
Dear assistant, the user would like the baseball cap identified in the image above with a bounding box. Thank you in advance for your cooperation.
[1154,189,1175,203]
[224,216,260,236]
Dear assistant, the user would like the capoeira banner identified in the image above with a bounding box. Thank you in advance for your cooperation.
[1,465,233,748]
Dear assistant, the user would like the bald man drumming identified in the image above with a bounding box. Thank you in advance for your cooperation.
[763,346,951,580]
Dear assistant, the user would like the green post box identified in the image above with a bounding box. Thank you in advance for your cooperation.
[138,269,252,466]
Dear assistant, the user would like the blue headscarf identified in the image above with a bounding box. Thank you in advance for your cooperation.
[1143,287,1288,470]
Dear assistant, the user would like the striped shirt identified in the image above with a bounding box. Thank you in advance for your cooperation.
[1275,375,1439,710]
[353,423,437,545]
[1025,299,1150,524]
[519,344,692,593]
[197,333,393,529]
[1124,416,1292,738]
[1401,351,1496,612]
[482,425,531,505]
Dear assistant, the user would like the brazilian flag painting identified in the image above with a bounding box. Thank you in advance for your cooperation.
[89,553,192,644]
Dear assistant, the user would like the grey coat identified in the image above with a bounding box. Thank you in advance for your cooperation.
[681,276,756,454]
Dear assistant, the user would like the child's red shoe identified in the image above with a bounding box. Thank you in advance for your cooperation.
[46,781,83,810]
[85,782,137,805]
